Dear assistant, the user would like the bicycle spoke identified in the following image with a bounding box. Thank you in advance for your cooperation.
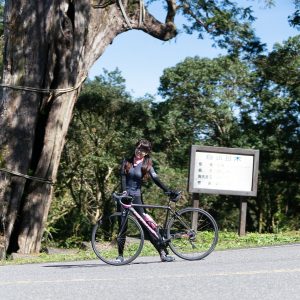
[91,213,144,265]
[167,208,218,260]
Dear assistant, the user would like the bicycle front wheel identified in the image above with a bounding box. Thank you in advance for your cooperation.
[167,208,218,260]
[91,212,144,265]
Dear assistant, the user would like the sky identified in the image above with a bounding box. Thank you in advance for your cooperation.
[88,0,299,99]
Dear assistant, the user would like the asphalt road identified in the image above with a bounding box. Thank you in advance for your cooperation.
[0,244,300,300]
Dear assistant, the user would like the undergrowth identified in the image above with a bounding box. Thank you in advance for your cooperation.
[1,231,299,265]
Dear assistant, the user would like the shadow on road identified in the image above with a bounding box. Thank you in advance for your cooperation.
[42,258,169,269]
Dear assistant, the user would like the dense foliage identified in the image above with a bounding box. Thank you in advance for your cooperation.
[47,35,300,246]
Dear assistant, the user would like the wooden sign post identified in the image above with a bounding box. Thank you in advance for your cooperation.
[238,197,248,236]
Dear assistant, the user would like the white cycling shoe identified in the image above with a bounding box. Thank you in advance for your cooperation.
[115,256,124,263]
[160,250,175,262]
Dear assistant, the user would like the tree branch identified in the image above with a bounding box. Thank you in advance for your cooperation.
[134,0,178,41]
[181,2,212,32]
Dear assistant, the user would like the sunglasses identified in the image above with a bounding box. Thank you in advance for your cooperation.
[135,148,148,156]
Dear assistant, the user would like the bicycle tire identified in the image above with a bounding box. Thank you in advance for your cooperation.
[91,212,144,265]
[167,208,218,260]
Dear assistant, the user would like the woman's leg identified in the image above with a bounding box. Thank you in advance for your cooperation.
[132,195,162,253]
[132,195,175,262]
[116,202,128,259]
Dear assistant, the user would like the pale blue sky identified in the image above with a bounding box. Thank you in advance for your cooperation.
[89,0,299,99]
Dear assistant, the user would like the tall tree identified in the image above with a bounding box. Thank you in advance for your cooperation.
[154,55,250,166]
[239,35,300,231]
[0,0,266,255]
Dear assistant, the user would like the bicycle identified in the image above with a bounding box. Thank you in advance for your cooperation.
[91,192,218,265]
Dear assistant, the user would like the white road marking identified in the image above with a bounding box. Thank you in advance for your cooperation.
[1,268,299,286]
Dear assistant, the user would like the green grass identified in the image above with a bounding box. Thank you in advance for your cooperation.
[1,231,299,265]
[216,230,300,250]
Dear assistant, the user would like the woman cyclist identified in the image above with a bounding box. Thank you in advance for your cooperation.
[119,139,179,262]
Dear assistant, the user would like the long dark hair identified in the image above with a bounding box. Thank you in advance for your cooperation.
[124,139,153,180]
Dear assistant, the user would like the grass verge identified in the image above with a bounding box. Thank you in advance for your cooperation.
[1,231,299,265]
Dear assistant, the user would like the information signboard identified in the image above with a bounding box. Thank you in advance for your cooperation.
[188,146,259,196]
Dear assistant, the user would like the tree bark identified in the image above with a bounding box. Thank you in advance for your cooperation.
[0,0,177,255]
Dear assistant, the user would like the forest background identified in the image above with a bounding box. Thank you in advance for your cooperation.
[0,1,299,248]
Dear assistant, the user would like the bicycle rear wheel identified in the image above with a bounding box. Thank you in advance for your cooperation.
[167,208,218,260]
[91,212,144,265]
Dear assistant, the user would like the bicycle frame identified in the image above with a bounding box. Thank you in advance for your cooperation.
[120,201,175,240]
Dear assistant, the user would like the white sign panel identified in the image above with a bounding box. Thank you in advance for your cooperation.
[194,152,254,192]
[189,146,259,196]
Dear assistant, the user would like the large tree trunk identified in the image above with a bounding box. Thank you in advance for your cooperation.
[0,0,176,255]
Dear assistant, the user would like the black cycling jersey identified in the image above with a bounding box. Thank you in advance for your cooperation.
[120,159,168,196]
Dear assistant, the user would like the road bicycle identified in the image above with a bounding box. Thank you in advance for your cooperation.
[91,192,218,265]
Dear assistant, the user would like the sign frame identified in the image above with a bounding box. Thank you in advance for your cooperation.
[188,146,260,196]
